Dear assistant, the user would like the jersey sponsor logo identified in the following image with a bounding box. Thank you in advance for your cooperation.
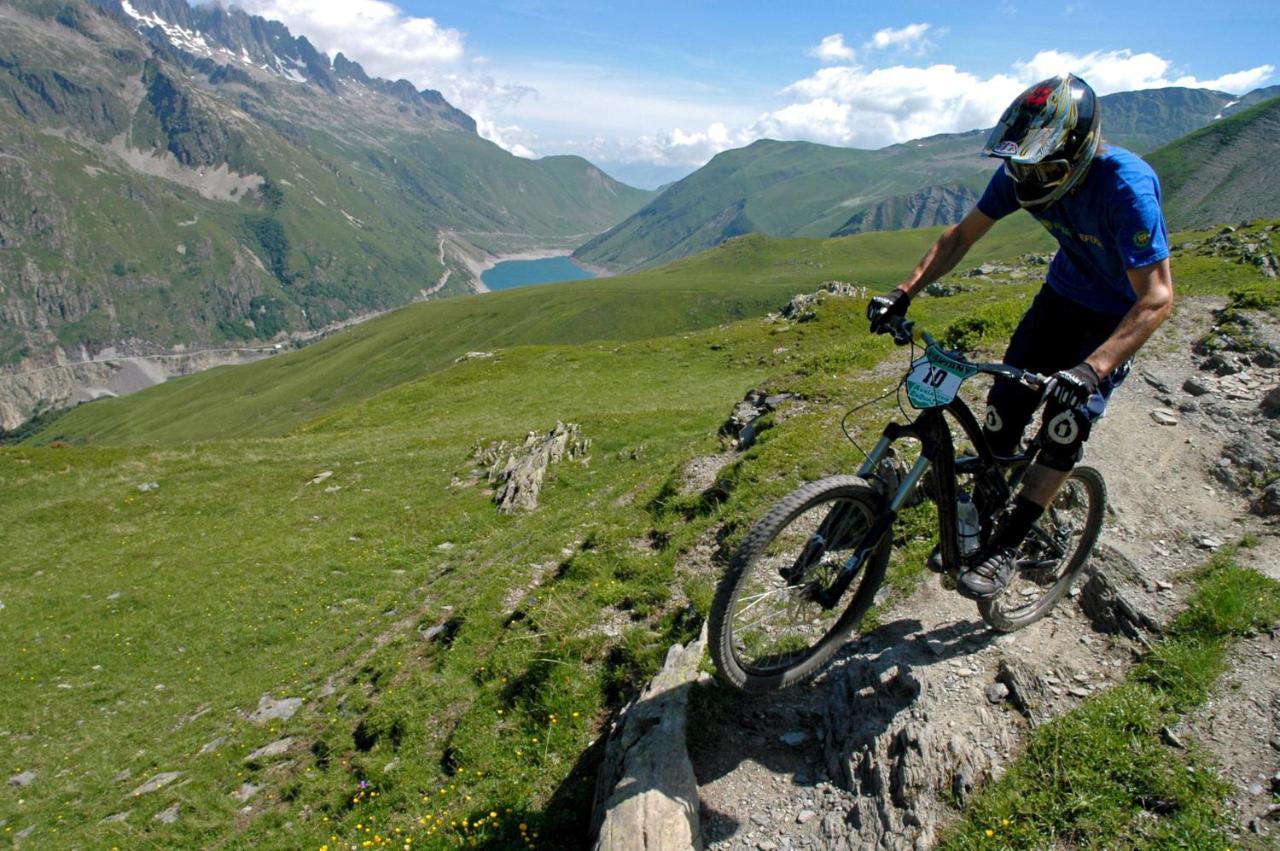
[1133,229,1152,248]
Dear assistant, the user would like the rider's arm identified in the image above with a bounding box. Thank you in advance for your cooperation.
[894,208,996,297]
[1083,258,1174,377]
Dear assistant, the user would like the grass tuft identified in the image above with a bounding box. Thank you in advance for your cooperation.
[941,551,1280,849]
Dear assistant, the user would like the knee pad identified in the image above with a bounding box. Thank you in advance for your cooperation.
[1036,404,1093,471]
[982,403,1021,456]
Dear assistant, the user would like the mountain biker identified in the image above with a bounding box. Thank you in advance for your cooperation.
[865,74,1174,599]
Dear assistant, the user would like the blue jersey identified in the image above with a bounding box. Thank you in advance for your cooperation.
[976,145,1170,316]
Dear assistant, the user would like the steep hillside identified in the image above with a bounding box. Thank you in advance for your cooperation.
[0,0,651,396]
[1149,96,1280,228]
[1099,87,1240,151]
[28,215,1052,445]
[832,184,983,237]
[573,133,993,271]
[575,86,1278,272]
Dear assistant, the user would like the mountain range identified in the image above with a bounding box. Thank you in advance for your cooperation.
[1147,95,1280,228]
[575,86,1280,272]
[0,0,651,377]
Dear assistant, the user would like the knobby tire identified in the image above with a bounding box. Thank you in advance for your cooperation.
[977,465,1106,632]
[709,476,890,694]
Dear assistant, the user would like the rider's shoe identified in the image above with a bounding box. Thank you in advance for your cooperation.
[957,546,1018,600]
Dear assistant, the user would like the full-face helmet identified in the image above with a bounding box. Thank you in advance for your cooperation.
[983,74,1100,208]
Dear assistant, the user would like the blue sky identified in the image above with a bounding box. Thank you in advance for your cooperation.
[231,0,1278,187]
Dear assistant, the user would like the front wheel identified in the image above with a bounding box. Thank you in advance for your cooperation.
[709,476,891,694]
[978,465,1106,632]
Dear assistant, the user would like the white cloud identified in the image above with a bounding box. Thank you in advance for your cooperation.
[1014,49,1274,95]
[231,0,545,156]
[866,23,934,54]
[234,0,463,75]
[768,63,1022,148]
[810,34,855,64]
[730,48,1277,156]
[500,46,1275,172]
[1175,66,1275,94]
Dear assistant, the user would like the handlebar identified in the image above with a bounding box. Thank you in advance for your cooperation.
[879,314,1049,390]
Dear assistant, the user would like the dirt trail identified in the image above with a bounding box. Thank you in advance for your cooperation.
[687,296,1280,849]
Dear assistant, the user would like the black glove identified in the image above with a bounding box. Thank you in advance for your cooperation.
[867,289,911,334]
[1049,362,1101,409]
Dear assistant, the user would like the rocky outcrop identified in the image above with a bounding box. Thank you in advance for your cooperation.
[720,390,797,450]
[777,282,868,323]
[591,628,707,851]
[820,660,1018,850]
[1181,224,1280,280]
[0,347,276,431]
[833,185,980,237]
[1171,293,1280,515]
[470,422,591,514]
[1077,547,1163,643]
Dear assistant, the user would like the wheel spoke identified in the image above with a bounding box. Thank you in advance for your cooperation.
[724,492,880,675]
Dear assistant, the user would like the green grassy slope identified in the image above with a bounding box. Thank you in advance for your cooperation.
[1148,96,1280,228]
[3,224,1276,849]
[33,216,1051,445]
[0,268,1036,850]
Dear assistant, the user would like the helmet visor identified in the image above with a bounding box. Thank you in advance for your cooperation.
[1004,158,1071,188]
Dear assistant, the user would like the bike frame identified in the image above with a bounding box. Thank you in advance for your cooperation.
[812,395,1038,609]
[809,316,1048,608]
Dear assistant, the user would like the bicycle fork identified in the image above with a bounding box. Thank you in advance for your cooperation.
[808,432,933,609]
[813,413,966,608]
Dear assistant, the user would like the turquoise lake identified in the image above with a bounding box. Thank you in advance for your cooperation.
[481,255,597,291]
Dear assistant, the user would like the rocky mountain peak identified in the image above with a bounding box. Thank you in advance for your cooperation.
[89,0,475,130]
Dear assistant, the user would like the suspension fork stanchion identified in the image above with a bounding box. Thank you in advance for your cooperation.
[888,455,930,511]
[855,435,894,479]
[916,411,964,574]
[815,425,937,609]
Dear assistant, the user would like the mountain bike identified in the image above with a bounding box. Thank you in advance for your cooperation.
[708,314,1106,693]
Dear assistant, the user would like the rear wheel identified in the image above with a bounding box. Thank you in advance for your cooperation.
[977,465,1106,632]
[709,476,890,693]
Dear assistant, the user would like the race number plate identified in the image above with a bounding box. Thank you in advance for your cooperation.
[905,346,978,409]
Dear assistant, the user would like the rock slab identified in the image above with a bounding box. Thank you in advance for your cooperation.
[592,626,707,850]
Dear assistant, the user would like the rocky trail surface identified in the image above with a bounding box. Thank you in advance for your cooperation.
[675,296,1280,850]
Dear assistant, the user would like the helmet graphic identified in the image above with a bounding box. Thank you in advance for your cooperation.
[983,74,1100,208]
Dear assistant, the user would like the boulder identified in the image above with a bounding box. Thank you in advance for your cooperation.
[247,695,302,724]
[1263,386,1280,418]
[591,627,706,850]
[1077,547,1161,643]
[129,772,181,796]
[823,660,1015,849]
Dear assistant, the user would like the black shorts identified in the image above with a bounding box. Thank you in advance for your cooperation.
[983,285,1130,457]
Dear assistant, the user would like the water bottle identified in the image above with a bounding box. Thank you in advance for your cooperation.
[956,492,981,556]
